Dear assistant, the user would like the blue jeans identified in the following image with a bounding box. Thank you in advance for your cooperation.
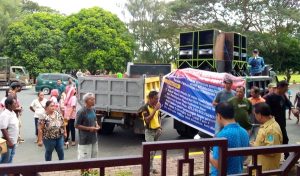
[0,144,16,163]
[43,136,64,161]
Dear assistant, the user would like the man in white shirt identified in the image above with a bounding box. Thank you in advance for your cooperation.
[30,92,47,142]
[0,96,19,163]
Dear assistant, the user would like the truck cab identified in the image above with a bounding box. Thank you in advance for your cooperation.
[0,57,31,88]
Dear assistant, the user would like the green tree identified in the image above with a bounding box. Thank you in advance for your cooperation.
[61,7,135,74]
[4,12,66,77]
[125,0,178,63]
[0,0,21,55]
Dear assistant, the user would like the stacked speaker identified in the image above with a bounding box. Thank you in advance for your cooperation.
[178,29,247,75]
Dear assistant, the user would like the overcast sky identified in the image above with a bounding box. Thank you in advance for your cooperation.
[31,0,127,20]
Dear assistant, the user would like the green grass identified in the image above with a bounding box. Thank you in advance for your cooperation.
[277,74,300,83]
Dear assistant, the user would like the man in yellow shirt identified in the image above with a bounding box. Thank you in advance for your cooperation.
[140,90,161,174]
[252,102,283,171]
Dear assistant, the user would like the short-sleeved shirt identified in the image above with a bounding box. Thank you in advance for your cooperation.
[30,98,47,118]
[253,118,283,171]
[264,93,292,128]
[228,97,252,130]
[211,123,249,176]
[0,109,19,144]
[248,97,265,105]
[56,84,65,96]
[214,90,235,104]
[64,96,77,119]
[75,107,97,145]
[39,111,64,139]
[140,104,160,129]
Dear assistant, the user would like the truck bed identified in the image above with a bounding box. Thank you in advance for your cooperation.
[78,76,160,113]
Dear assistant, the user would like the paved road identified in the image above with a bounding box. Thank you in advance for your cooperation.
[0,88,182,163]
[1,84,300,164]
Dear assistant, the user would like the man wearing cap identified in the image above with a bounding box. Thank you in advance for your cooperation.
[263,83,276,99]
[212,78,235,134]
[264,80,297,160]
[248,49,265,76]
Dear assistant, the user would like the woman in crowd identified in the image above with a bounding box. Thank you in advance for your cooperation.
[29,91,47,143]
[37,101,66,161]
[64,87,77,147]
[50,89,59,110]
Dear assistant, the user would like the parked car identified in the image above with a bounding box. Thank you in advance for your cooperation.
[35,73,78,94]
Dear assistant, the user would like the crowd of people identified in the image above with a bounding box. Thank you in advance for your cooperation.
[210,78,298,175]
[0,78,100,174]
[0,74,299,175]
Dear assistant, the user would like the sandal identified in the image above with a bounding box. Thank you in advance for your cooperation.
[64,142,69,149]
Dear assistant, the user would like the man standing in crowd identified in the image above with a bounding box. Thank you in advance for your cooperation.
[248,86,265,105]
[248,86,265,139]
[75,93,100,160]
[56,79,65,102]
[10,82,24,143]
[248,49,265,76]
[212,78,235,134]
[264,80,295,160]
[0,96,19,163]
[210,102,249,175]
[228,86,252,133]
[140,90,162,174]
[252,102,283,171]
[263,83,276,98]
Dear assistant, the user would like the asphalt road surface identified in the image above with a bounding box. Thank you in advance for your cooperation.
[1,84,300,164]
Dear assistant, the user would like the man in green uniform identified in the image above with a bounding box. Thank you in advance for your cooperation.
[252,102,283,171]
[228,86,252,132]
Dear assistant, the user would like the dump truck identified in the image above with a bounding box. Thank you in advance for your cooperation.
[0,57,31,89]
[77,63,171,134]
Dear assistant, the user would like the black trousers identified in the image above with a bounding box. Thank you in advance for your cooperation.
[65,119,75,142]
[280,125,289,159]
[35,118,39,136]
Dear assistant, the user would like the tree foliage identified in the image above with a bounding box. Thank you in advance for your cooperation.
[5,13,66,77]
[3,4,135,77]
[125,0,300,72]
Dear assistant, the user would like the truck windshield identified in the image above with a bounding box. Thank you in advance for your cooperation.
[12,67,27,75]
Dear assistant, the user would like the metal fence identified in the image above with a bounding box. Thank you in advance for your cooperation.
[0,138,299,176]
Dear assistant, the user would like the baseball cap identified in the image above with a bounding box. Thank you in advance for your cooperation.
[253,49,259,53]
[267,83,276,88]
[224,78,233,84]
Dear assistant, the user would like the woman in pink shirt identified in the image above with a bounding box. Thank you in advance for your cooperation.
[64,87,77,146]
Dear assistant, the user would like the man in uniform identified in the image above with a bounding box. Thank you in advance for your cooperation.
[264,80,296,160]
[228,86,252,133]
[248,49,265,76]
[252,102,283,171]
[140,90,162,174]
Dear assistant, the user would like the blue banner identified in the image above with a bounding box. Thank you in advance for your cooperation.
[159,68,245,136]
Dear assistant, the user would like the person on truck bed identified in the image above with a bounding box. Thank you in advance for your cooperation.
[248,49,265,76]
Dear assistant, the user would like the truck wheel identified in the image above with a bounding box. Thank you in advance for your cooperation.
[42,87,50,95]
[99,123,115,135]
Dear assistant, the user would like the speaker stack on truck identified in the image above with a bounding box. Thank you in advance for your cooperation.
[178,29,248,76]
